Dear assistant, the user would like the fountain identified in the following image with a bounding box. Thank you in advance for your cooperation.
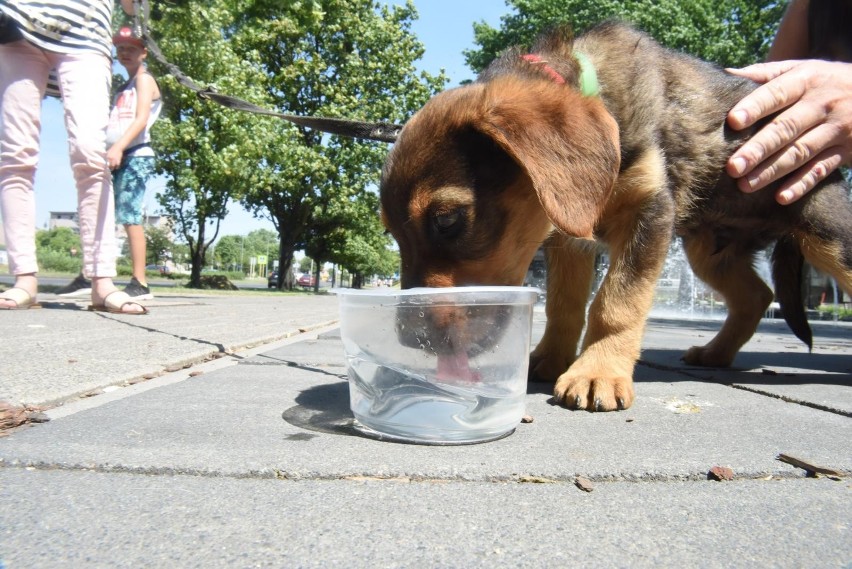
[527,238,849,323]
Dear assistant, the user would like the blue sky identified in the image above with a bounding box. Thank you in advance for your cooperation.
[18,0,509,239]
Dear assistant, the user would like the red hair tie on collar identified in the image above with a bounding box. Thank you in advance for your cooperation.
[521,54,566,85]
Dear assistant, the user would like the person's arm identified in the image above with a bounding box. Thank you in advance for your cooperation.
[106,73,157,170]
[766,0,809,61]
[725,0,852,205]
[120,0,136,16]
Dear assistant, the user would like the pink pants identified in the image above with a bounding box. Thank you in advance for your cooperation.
[0,39,117,278]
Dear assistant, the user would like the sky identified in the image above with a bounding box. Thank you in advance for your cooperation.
[14,0,510,241]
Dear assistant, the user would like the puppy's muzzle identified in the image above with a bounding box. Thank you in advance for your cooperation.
[394,303,511,359]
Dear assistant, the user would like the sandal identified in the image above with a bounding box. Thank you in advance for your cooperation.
[88,290,149,315]
[0,287,42,310]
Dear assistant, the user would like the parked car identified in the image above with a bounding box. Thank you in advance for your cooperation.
[267,270,279,288]
[145,264,171,275]
[297,273,316,287]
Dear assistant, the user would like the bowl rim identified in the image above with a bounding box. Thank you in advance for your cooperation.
[330,285,542,298]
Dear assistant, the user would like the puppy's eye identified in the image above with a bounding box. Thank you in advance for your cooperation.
[435,210,460,228]
[433,208,464,235]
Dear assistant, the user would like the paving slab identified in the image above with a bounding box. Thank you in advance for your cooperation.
[1,469,849,568]
[0,293,339,407]
[641,317,852,415]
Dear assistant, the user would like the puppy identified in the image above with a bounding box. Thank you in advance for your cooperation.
[379,21,852,411]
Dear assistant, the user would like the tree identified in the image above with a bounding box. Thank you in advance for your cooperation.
[306,180,398,288]
[233,0,446,289]
[464,0,785,74]
[146,1,274,287]
[337,233,399,288]
[213,234,245,271]
[144,225,174,266]
[297,256,315,275]
[35,227,81,254]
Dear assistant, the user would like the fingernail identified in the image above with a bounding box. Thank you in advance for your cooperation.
[746,173,761,189]
[730,156,747,176]
[778,189,794,204]
[731,109,748,126]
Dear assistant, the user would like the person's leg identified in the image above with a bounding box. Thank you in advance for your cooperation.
[126,224,147,281]
[55,51,144,313]
[113,157,152,286]
[0,40,51,307]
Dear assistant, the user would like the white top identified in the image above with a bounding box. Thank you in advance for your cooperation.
[106,72,162,157]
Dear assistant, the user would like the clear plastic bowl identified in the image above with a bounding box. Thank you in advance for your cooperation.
[333,286,540,444]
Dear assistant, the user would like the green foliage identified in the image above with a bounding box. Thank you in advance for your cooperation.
[33,228,83,272]
[147,1,273,287]
[242,228,279,262]
[817,305,852,320]
[146,0,444,288]
[297,256,315,274]
[170,240,190,267]
[232,0,446,285]
[35,227,81,254]
[145,225,174,265]
[212,234,244,270]
[35,249,82,273]
[465,0,785,73]
[213,229,280,271]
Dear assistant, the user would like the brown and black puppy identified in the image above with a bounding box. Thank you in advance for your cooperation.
[380,21,852,411]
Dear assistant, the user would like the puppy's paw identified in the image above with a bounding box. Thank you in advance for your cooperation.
[553,371,634,412]
[682,345,735,368]
[528,349,574,383]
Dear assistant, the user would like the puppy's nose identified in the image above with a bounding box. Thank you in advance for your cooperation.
[427,304,466,330]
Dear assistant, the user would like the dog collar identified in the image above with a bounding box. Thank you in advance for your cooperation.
[521,52,599,97]
[521,54,566,85]
[574,52,599,97]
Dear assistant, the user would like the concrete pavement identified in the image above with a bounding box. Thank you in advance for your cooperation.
[1,290,850,567]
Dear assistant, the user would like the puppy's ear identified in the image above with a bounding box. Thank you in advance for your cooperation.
[477,81,620,239]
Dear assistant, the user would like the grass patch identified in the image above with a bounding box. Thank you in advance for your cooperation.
[817,305,852,320]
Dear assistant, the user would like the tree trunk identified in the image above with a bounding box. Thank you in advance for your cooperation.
[276,242,297,290]
[188,224,207,288]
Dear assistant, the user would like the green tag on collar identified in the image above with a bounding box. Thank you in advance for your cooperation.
[575,52,599,97]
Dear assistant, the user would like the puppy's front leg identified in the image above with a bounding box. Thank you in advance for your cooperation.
[554,180,674,411]
[529,233,597,382]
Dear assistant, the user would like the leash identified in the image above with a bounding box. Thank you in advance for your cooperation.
[130,0,402,143]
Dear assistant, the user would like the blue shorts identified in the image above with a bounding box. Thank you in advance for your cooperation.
[113,156,155,225]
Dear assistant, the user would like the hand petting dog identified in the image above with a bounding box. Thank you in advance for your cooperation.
[726,59,852,205]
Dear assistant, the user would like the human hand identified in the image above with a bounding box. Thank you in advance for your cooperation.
[726,60,852,205]
[106,146,124,170]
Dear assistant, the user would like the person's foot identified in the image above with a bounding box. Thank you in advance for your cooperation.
[0,288,41,309]
[123,277,154,301]
[56,274,92,298]
[90,278,147,314]
[0,275,37,309]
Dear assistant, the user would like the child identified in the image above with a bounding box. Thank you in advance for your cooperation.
[105,26,162,300]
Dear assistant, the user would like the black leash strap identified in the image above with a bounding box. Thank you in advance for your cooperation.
[134,2,402,143]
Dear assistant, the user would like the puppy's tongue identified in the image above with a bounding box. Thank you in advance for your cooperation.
[436,351,481,383]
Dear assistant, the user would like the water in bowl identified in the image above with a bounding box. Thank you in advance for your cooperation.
[346,353,526,444]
